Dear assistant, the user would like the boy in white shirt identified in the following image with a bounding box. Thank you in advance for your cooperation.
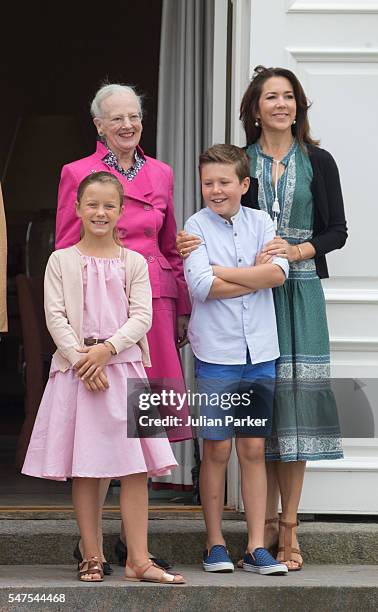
[184,144,289,575]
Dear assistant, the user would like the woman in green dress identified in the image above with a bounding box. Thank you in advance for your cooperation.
[177,65,347,570]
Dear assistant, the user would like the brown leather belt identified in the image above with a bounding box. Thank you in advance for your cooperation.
[84,338,107,346]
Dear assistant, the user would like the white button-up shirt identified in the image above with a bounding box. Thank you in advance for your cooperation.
[184,205,289,365]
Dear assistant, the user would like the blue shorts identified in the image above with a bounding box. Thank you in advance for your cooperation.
[194,354,275,440]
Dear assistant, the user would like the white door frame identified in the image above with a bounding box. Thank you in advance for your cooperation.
[202,0,252,508]
[226,0,252,509]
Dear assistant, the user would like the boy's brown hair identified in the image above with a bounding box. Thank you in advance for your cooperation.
[199,144,250,183]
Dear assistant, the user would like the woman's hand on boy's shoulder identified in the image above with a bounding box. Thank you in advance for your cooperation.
[176,230,202,259]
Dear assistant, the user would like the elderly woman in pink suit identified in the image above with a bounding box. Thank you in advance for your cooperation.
[56,83,191,572]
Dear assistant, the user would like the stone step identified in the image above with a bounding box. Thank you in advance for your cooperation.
[1,519,378,566]
[0,565,377,612]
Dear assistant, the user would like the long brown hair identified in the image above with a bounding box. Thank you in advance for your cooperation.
[240,65,319,148]
[76,171,124,245]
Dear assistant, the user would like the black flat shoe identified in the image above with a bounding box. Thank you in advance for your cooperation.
[115,537,172,571]
[74,540,113,575]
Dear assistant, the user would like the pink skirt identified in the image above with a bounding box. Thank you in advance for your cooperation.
[147,298,192,442]
[22,362,177,480]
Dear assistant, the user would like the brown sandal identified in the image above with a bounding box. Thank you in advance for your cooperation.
[125,559,186,584]
[78,556,104,582]
[278,519,303,571]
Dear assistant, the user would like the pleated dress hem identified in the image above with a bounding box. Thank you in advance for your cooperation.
[265,452,344,462]
[22,464,176,482]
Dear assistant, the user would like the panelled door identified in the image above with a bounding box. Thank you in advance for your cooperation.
[228,0,378,513]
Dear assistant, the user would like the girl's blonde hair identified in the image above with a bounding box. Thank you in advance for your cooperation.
[77,171,124,245]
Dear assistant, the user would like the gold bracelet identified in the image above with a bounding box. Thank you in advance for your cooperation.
[296,245,303,261]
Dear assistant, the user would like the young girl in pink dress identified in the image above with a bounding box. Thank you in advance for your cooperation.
[22,172,185,585]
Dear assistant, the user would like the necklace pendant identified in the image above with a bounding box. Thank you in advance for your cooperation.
[272,198,280,214]
[273,216,278,231]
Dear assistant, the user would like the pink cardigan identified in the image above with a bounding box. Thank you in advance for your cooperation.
[45,247,152,372]
[56,142,191,315]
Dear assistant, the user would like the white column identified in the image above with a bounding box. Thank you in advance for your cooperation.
[226,0,251,509]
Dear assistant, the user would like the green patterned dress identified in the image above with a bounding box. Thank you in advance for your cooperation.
[246,141,343,461]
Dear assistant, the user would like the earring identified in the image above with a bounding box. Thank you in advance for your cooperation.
[254,119,260,127]
[292,119,296,125]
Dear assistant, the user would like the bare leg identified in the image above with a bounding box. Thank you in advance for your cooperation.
[276,460,306,569]
[120,472,185,583]
[120,522,126,545]
[236,437,266,552]
[266,461,280,518]
[77,478,110,562]
[265,461,280,549]
[72,477,102,580]
[97,478,111,559]
[200,439,232,549]
[120,473,149,566]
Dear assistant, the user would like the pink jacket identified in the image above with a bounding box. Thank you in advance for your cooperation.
[56,142,191,315]
[45,246,152,372]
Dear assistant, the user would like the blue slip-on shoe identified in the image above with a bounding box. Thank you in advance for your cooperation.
[203,545,234,572]
[242,548,288,575]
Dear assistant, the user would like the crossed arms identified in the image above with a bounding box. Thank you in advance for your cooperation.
[183,217,288,302]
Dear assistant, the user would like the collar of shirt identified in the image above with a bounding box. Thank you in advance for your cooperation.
[205,204,243,226]
[101,143,146,180]
[254,139,298,167]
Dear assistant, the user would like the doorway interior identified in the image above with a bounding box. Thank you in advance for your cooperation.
[0,0,196,513]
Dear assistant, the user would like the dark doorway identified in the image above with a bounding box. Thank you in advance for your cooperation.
[0,0,163,508]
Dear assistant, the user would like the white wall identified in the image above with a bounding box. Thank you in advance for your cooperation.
[228,0,378,512]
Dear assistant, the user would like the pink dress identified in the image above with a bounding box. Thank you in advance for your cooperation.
[22,253,177,480]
